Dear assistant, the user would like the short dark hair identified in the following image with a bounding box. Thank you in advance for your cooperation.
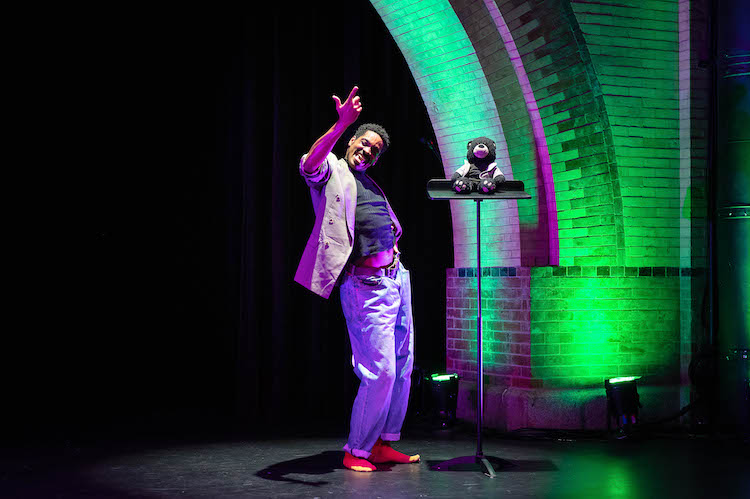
[354,123,390,152]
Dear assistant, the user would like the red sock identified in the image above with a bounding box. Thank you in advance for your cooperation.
[343,452,377,472]
[370,438,420,464]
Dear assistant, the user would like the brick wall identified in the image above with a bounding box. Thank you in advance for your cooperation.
[571,0,681,268]
[446,267,537,387]
[507,0,624,268]
[453,0,556,266]
[529,266,682,387]
[447,266,694,388]
[374,0,686,271]
[371,0,708,422]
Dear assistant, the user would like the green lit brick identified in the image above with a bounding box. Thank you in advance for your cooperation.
[375,0,691,391]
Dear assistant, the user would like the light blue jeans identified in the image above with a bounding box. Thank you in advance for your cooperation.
[339,262,415,459]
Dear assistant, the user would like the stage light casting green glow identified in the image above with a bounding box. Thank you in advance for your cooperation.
[607,376,641,384]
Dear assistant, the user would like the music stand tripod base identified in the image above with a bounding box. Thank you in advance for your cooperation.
[426,179,531,478]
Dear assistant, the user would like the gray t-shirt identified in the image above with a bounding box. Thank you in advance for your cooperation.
[350,170,394,261]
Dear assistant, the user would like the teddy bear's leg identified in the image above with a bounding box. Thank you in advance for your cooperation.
[479,178,496,194]
[452,176,473,193]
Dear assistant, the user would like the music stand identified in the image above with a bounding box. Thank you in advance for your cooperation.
[426,179,531,478]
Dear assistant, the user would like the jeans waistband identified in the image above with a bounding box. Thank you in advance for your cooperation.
[346,253,400,279]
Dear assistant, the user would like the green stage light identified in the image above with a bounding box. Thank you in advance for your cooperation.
[608,376,641,384]
[605,376,642,438]
[426,373,460,430]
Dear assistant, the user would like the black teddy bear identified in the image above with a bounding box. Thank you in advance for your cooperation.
[451,137,506,194]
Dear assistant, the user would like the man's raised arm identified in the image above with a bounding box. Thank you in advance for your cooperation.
[301,86,362,173]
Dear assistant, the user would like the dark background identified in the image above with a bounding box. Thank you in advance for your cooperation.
[12,2,453,443]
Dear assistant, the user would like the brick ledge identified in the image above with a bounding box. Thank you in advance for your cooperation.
[455,380,686,431]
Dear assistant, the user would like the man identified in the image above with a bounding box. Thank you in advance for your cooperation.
[295,86,419,472]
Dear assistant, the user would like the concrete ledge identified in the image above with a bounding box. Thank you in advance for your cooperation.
[456,380,685,431]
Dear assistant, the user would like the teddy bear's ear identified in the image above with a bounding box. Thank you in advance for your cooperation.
[467,140,473,150]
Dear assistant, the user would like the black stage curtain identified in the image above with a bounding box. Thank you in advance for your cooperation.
[18,1,452,441]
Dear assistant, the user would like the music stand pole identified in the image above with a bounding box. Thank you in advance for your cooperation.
[474,199,492,474]
[426,179,530,478]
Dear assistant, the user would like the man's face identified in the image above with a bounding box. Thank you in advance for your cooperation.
[345,130,384,172]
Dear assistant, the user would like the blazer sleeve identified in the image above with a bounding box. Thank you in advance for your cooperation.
[299,153,336,188]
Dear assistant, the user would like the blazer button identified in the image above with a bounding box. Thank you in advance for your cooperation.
[336,195,341,202]
[324,241,330,249]
[329,218,334,224]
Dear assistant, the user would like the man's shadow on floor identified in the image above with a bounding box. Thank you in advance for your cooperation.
[256,451,393,486]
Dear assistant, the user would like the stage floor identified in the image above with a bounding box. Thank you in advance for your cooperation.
[2,427,748,498]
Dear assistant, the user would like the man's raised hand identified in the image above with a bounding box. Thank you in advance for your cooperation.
[301,87,362,173]
[332,86,362,127]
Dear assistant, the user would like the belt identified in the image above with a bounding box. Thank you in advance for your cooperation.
[346,253,400,279]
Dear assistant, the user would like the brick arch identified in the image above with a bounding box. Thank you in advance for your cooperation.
[371,0,631,269]
[452,0,560,266]
[370,0,523,268]
[372,0,691,403]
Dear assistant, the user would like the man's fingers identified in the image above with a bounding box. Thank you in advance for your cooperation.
[334,90,360,109]
[333,87,362,124]
[346,86,359,103]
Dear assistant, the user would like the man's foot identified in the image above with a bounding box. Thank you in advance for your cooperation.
[370,438,420,464]
[343,452,377,472]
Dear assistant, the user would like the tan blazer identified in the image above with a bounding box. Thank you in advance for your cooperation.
[295,153,402,299]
